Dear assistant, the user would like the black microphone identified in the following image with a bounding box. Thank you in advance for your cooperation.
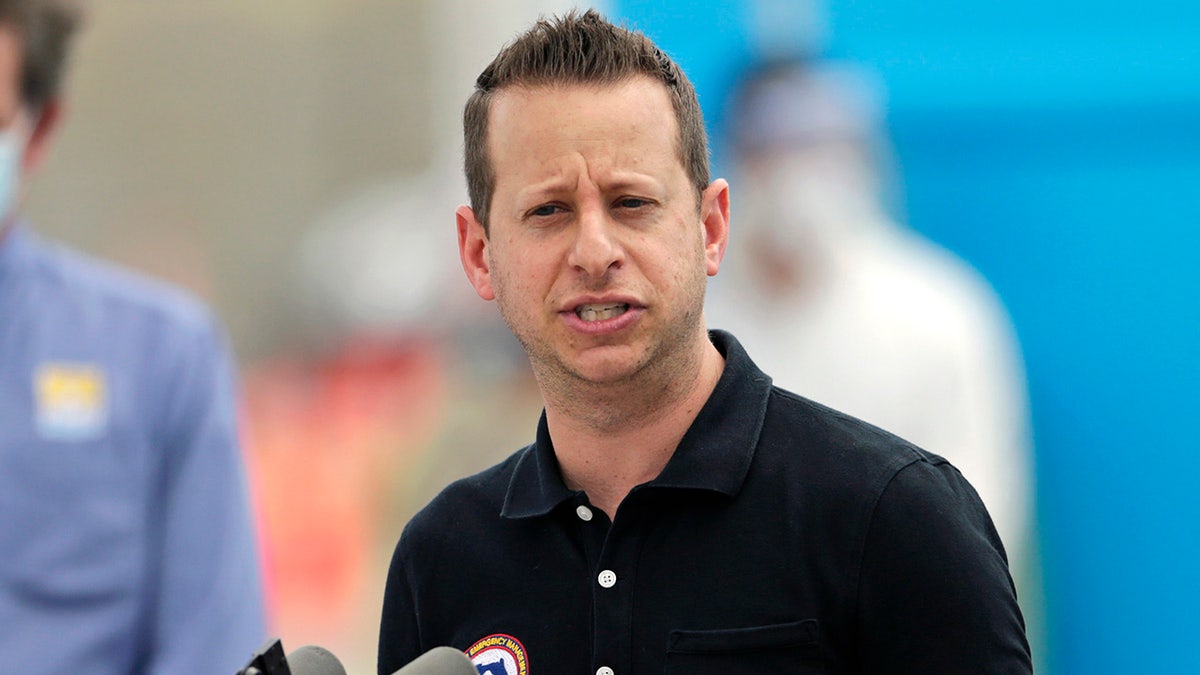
[237,638,288,675]
[390,646,477,675]
[237,638,348,675]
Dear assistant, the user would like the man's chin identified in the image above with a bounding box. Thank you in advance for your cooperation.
[565,346,645,385]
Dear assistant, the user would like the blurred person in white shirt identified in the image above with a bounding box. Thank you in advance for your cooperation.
[709,59,1034,564]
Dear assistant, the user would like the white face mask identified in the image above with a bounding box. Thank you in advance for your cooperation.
[737,143,878,256]
[0,122,25,222]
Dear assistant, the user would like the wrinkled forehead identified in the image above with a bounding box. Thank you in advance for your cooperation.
[483,80,693,212]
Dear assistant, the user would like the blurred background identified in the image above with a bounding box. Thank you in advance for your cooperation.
[26,0,1199,673]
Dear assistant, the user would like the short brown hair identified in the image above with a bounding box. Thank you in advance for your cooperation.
[0,0,84,111]
[463,8,710,231]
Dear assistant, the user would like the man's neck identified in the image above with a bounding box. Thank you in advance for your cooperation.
[541,335,726,519]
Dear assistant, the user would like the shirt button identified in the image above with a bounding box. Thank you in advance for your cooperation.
[597,668,615,675]
[597,569,617,588]
[576,505,594,521]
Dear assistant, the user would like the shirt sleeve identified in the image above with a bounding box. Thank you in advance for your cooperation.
[143,317,266,674]
[378,533,423,675]
[855,458,1032,674]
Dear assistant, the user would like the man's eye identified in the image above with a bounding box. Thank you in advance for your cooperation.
[530,204,561,217]
[617,198,650,209]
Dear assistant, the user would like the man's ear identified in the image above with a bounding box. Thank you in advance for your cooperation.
[457,204,495,301]
[700,178,730,277]
[21,98,63,175]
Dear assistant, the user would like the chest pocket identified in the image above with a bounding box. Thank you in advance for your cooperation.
[665,619,825,674]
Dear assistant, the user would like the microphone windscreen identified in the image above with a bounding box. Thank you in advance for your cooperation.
[287,645,348,675]
[392,646,477,675]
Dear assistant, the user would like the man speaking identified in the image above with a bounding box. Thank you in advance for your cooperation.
[378,9,1031,674]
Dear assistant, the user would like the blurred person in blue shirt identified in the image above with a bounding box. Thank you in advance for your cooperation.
[0,1,265,672]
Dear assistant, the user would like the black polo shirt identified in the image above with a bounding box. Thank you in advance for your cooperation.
[378,330,1031,675]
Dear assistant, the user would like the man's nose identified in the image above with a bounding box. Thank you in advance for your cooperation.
[567,206,624,279]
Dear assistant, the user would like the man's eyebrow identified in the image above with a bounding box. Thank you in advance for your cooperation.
[605,176,660,189]
[601,172,666,194]
[511,166,667,205]
[515,175,579,203]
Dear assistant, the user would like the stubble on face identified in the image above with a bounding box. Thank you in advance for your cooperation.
[479,78,714,432]
[491,240,710,431]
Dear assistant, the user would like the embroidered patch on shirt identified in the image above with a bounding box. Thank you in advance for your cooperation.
[35,363,109,440]
[467,634,529,675]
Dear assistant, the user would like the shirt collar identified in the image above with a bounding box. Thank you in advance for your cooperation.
[501,330,773,519]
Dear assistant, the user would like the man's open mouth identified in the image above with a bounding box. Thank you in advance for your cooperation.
[574,303,630,322]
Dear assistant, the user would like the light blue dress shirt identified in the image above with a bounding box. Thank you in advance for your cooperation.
[0,223,265,673]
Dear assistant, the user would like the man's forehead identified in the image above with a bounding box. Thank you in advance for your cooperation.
[488,82,676,153]
[487,78,674,138]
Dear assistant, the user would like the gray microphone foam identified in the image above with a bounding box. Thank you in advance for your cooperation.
[392,646,477,675]
[287,645,348,675]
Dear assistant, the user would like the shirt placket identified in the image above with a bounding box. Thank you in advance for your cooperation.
[580,495,645,675]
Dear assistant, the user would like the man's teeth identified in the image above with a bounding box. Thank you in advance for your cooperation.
[575,303,630,321]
